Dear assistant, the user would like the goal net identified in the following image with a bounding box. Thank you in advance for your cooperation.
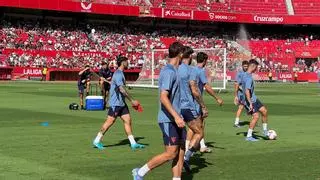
[128,48,227,90]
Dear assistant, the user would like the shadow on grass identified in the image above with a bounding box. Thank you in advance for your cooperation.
[236,131,269,140]
[103,137,149,148]
[182,154,213,180]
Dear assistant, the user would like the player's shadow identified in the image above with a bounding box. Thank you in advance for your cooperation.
[236,132,268,140]
[205,141,225,150]
[103,137,149,148]
[239,121,250,126]
[182,154,213,180]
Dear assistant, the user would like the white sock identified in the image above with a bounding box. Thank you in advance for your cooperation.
[235,117,240,125]
[173,177,181,180]
[200,138,206,148]
[262,123,268,131]
[128,135,137,145]
[94,132,103,144]
[185,140,190,150]
[138,164,150,177]
[247,129,253,138]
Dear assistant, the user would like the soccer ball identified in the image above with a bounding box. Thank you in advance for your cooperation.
[267,130,277,140]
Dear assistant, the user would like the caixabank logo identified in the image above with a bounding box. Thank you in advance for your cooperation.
[80,0,93,12]
[164,9,191,18]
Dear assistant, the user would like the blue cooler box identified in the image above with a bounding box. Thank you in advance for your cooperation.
[86,96,104,111]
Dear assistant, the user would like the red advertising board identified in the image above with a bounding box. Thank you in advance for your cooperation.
[278,72,293,81]
[0,0,139,16]
[151,7,320,25]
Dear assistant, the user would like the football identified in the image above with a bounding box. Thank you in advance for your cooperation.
[268,130,277,140]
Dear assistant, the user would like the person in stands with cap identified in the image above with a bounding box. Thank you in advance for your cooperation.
[99,60,113,109]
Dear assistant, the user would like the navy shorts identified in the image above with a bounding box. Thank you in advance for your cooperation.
[181,109,201,122]
[245,99,264,114]
[237,92,245,105]
[107,105,130,117]
[159,122,186,146]
[78,81,85,94]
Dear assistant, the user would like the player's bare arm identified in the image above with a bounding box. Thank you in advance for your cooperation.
[234,82,239,105]
[204,83,224,106]
[79,67,89,75]
[119,85,138,105]
[245,89,253,111]
[160,90,185,128]
[190,80,208,118]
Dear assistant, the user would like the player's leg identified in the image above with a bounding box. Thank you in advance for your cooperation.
[120,107,145,150]
[246,112,260,141]
[172,146,185,179]
[132,123,185,179]
[185,128,194,150]
[200,119,211,153]
[259,105,268,136]
[133,145,179,179]
[86,81,90,96]
[93,115,116,150]
[78,82,85,110]
[234,104,244,127]
[104,83,110,109]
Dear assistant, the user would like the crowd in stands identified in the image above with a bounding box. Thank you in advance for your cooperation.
[1,17,319,73]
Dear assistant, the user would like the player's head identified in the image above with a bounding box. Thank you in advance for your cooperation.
[248,59,259,73]
[101,61,108,69]
[84,64,90,71]
[242,60,249,72]
[117,56,128,69]
[196,52,208,67]
[168,42,184,65]
[182,46,194,65]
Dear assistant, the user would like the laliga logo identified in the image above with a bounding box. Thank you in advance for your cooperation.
[209,13,215,20]
[81,0,92,11]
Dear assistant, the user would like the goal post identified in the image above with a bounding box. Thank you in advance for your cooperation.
[128,48,227,90]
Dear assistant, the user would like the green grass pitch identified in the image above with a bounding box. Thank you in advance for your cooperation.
[0,81,319,180]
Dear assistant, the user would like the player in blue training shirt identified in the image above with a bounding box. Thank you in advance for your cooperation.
[242,59,269,142]
[233,60,249,127]
[186,52,224,153]
[132,42,185,180]
[93,56,145,150]
[177,46,209,172]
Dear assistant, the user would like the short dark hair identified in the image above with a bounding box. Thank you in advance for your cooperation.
[196,52,208,63]
[182,46,194,59]
[242,60,249,66]
[117,56,128,67]
[168,42,184,58]
[249,59,259,65]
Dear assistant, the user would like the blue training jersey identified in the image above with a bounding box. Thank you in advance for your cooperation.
[178,63,197,110]
[190,66,208,95]
[241,72,257,104]
[158,64,181,123]
[109,69,126,107]
[236,70,245,96]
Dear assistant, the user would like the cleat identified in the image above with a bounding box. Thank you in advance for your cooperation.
[263,130,269,137]
[132,168,143,180]
[200,147,212,153]
[131,143,145,150]
[183,160,191,173]
[93,142,105,150]
[245,137,259,142]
